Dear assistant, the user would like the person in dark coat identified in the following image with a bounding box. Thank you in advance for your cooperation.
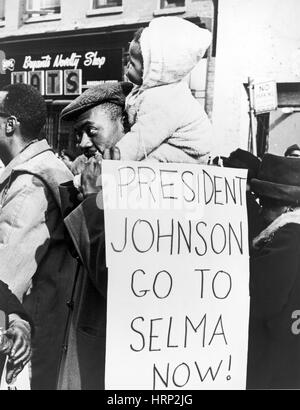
[58,82,132,390]
[247,153,300,389]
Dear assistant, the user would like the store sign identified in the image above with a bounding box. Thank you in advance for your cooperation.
[253,80,278,114]
[1,49,123,99]
[21,51,107,71]
[0,50,15,75]
[11,69,82,96]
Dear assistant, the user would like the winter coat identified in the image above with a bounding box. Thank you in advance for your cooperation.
[116,17,213,163]
[247,209,300,389]
[57,193,107,390]
[0,140,76,390]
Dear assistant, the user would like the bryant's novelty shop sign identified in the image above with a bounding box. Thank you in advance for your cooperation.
[0,49,123,99]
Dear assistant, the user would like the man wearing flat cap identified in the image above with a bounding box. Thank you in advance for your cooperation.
[61,81,132,166]
[57,82,133,390]
[247,154,300,389]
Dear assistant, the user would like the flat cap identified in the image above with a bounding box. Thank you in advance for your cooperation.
[60,81,133,121]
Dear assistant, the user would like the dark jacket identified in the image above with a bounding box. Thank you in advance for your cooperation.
[247,221,300,389]
[58,193,107,390]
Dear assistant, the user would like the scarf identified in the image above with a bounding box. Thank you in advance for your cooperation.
[253,208,300,250]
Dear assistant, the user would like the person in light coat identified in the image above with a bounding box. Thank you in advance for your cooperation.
[0,84,76,390]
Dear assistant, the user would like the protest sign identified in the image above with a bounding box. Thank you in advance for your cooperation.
[0,361,30,390]
[102,161,250,390]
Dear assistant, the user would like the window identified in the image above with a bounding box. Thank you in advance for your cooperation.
[26,0,61,16]
[87,0,123,16]
[160,0,185,8]
[0,0,5,22]
[154,0,185,16]
[93,0,122,8]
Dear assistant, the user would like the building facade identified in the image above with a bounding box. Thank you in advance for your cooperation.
[213,0,300,157]
[0,0,216,153]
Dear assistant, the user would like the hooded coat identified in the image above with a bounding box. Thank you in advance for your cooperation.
[117,17,213,163]
[0,140,76,390]
[247,209,300,389]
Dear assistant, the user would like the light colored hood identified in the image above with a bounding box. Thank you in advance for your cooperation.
[140,16,212,89]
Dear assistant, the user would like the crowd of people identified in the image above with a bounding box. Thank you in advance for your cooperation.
[0,16,300,390]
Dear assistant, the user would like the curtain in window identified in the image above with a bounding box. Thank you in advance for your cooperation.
[27,0,60,12]
[160,0,185,8]
[93,0,122,8]
[44,0,60,8]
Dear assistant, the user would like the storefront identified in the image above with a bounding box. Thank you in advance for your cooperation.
[0,15,210,154]
[0,28,135,152]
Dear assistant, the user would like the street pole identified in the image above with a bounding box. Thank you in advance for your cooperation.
[247,77,257,156]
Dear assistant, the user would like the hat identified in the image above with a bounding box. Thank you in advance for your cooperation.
[60,81,133,121]
[140,17,212,88]
[284,143,300,157]
[225,149,261,180]
[251,153,300,204]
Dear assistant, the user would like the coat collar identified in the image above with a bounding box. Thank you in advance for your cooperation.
[253,208,300,249]
[0,139,53,185]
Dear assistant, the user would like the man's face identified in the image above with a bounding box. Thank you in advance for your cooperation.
[73,105,125,158]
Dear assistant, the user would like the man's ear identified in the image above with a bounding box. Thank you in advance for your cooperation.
[5,116,18,136]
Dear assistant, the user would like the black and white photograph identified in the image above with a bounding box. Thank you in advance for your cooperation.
[0,0,299,396]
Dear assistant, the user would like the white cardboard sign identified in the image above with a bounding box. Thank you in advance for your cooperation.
[253,80,278,114]
[102,161,250,390]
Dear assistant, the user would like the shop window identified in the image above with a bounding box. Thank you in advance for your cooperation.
[277,83,300,107]
[0,0,5,23]
[160,0,185,8]
[92,0,122,8]
[263,83,300,156]
[26,0,61,17]
[87,0,123,16]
